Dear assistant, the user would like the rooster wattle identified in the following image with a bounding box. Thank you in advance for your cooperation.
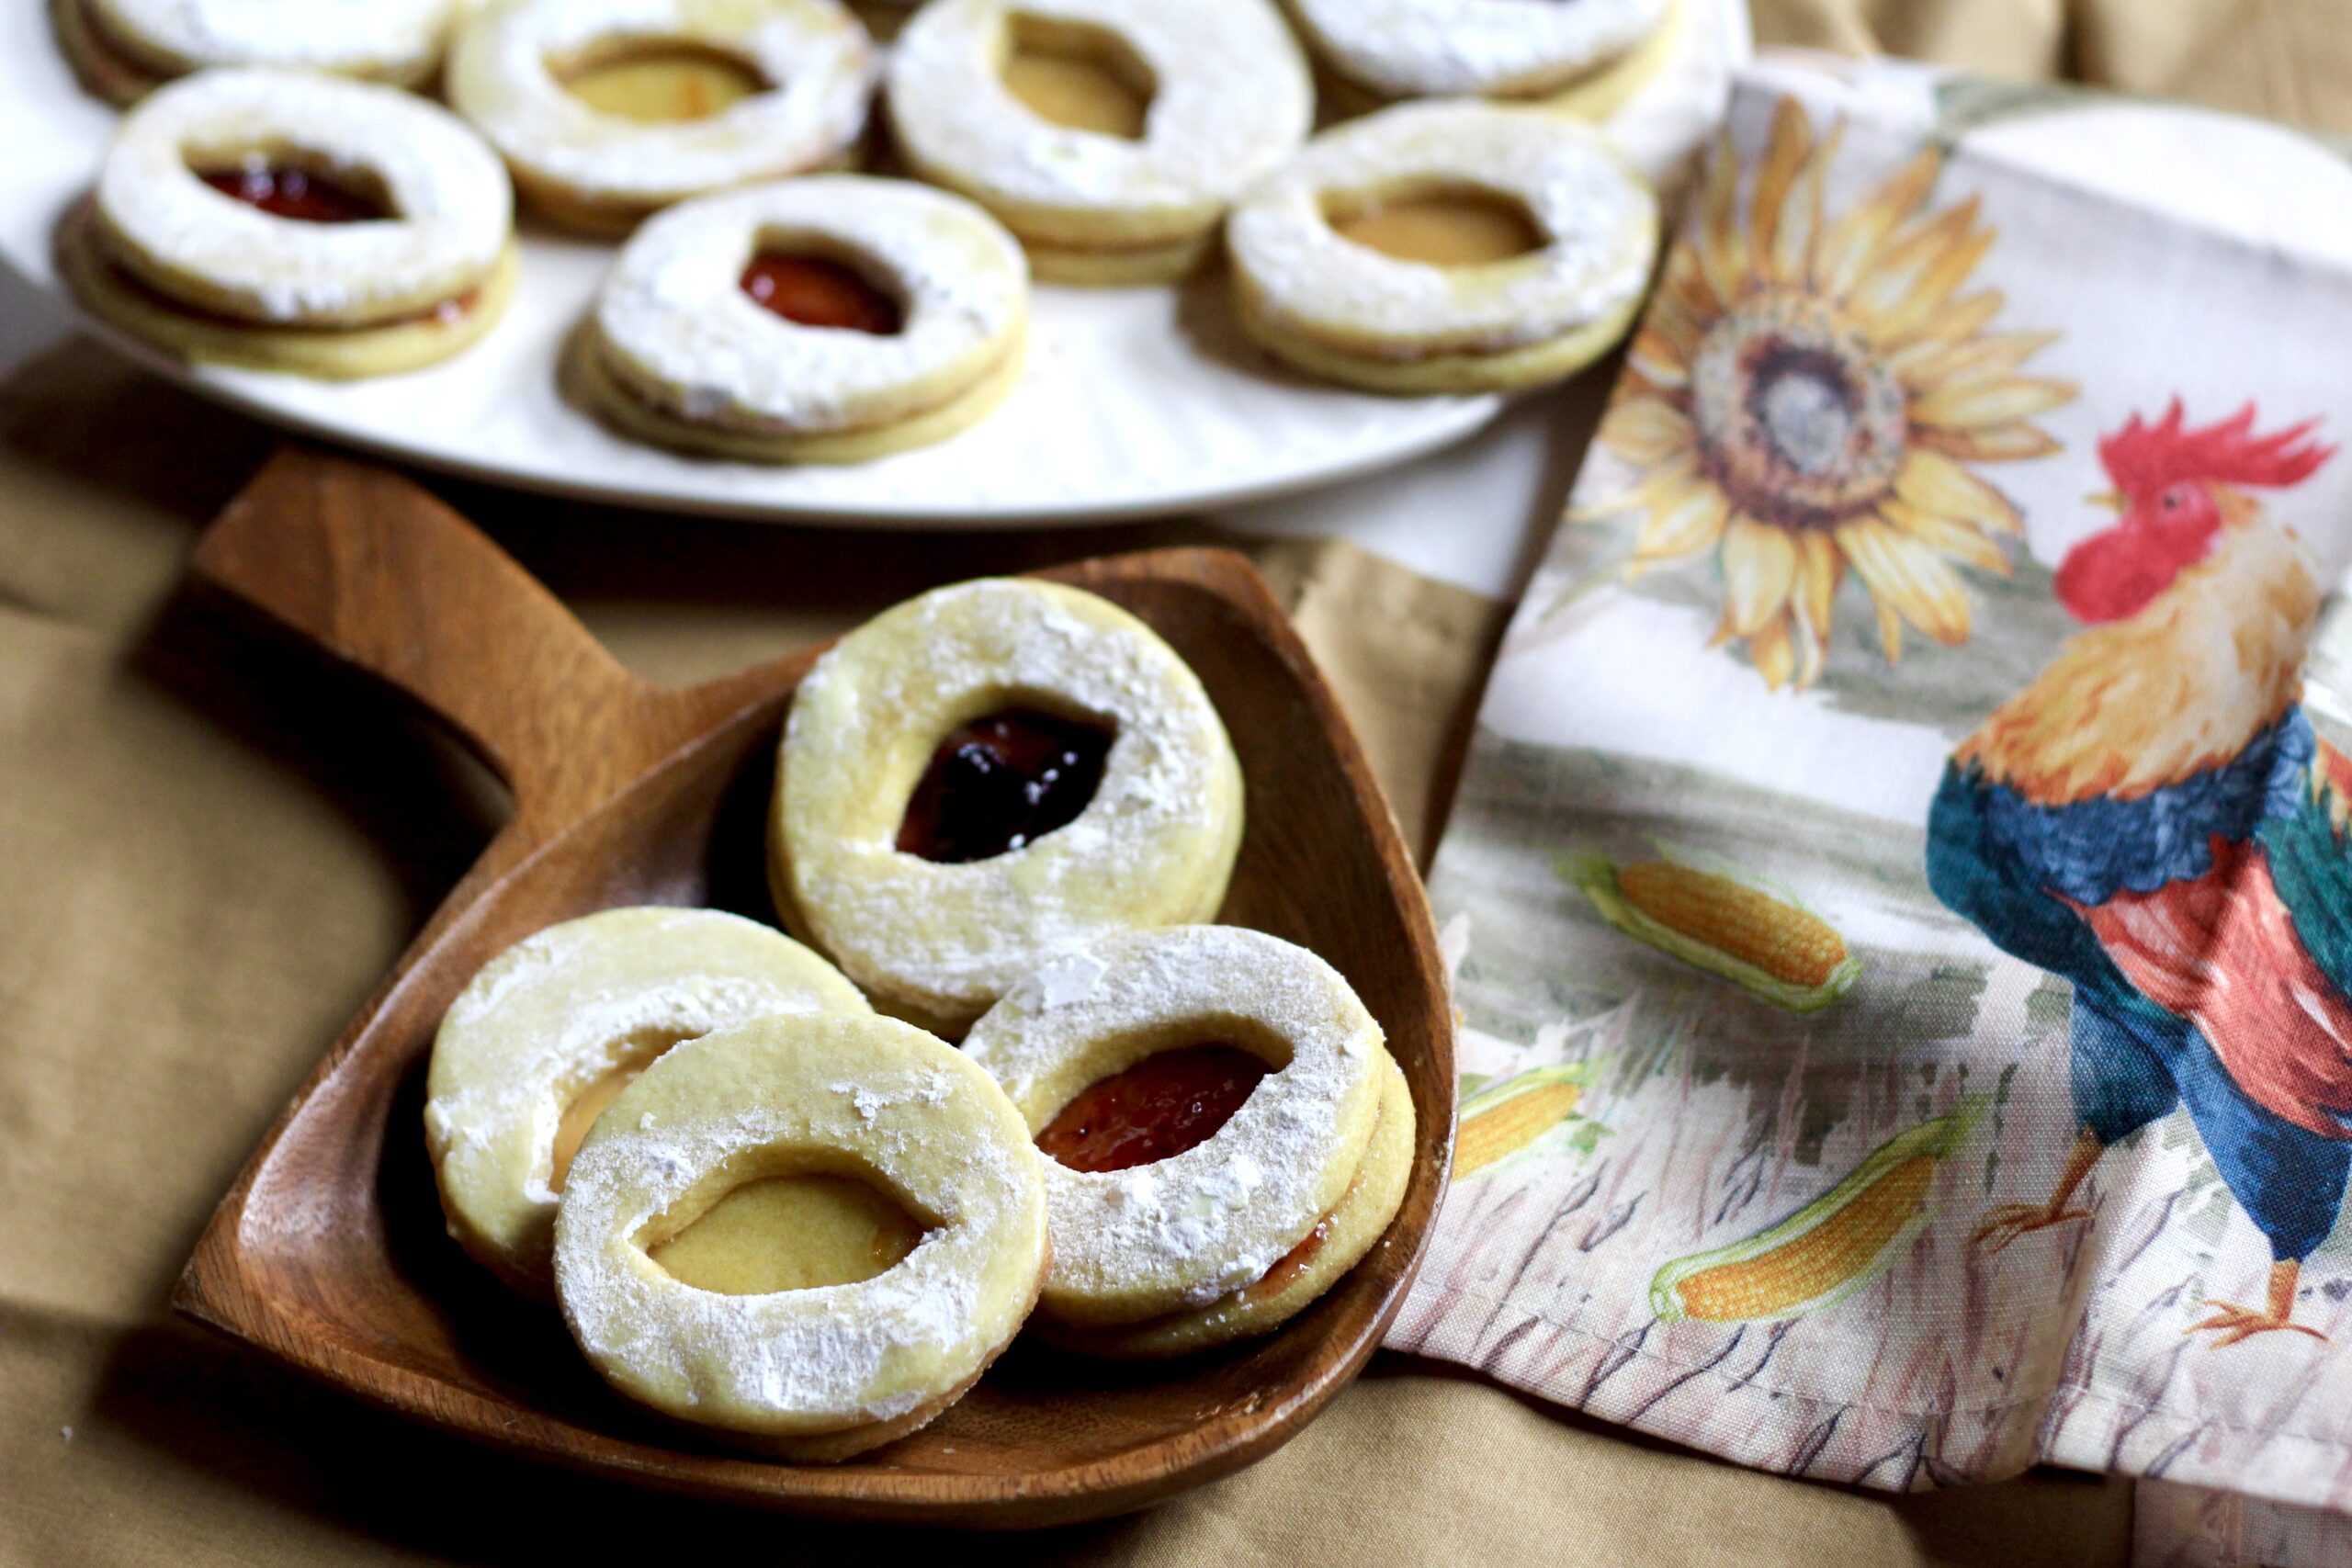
[1927,400,2351,1346]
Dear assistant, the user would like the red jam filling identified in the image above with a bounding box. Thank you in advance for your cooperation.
[1035,1045,1270,1173]
[740,254,903,334]
[896,707,1112,864]
[1242,1213,1333,1303]
[201,165,388,224]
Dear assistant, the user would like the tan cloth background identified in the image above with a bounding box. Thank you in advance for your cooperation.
[6,4,2348,1561]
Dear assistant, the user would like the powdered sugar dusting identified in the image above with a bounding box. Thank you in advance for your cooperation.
[93,68,511,324]
[553,1018,1046,1432]
[887,0,1310,222]
[447,0,876,206]
[90,0,457,77]
[1288,0,1668,98]
[963,926,1385,1315]
[778,580,1242,1028]
[828,1066,955,1123]
[1227,100,1657,356]
[1025,951,1110,1009]
[594,175,1026,434]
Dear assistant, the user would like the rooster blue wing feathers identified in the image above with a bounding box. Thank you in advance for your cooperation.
[1927,761,2190,1144]
[1932,710,2352,1261]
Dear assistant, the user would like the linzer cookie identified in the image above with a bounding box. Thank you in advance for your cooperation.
[424,908,870,1299]
[573,175,1030,461]
[959,927,1395,1334]
[1227,100,1657,393]
[553,1013,1049,1460]
[769,579,1244,1033]
[54,0,460,104]
[60,68,517,378]
[447,0,877,235]
[885,0,1311,286]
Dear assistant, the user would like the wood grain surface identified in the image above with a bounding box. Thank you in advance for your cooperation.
[170,447,1457,1528]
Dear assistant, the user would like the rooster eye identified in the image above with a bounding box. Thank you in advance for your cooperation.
[2162,491,2179,509]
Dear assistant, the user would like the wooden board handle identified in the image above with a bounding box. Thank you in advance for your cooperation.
[190,447,662,826]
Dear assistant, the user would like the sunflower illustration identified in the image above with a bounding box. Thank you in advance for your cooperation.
[1581,99,2075,688]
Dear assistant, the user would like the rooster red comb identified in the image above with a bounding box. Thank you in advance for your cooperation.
[2099,399,2335,496]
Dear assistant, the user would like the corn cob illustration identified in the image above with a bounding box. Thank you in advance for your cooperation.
[1562,853,1861,1011]
[1453,1065,1589,1179]
[1650,1098,1984,1324]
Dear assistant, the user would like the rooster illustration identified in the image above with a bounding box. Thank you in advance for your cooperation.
[1928,400,2352,1346]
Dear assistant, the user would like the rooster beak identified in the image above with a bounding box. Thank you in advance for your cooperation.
[2086,490,2124,513]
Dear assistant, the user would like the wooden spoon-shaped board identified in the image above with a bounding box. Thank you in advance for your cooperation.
[172,449,1456,1528]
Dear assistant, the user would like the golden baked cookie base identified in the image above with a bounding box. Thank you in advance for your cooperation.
[568,320,1028,463]
[1025,227,1216,288]
[894,164,1220,257]
[62,208,520,379]
[1236,274,1645,395]
[1033,1051,1412,1357]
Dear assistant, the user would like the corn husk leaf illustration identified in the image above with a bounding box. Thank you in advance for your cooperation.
[1651,1097,1984,1324]
[1455,1065,1599,1179]
[1562,853,1861,1011]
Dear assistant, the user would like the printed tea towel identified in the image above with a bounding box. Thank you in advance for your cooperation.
[1392,51,2352,1517]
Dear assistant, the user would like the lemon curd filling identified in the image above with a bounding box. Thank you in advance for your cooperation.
[649,1173,924,1294]
[1328,184,1544,267]
[1000,16,1153,140]
[560,42,766,123]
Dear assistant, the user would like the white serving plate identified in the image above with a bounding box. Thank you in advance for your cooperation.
[0,1,1503,526]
